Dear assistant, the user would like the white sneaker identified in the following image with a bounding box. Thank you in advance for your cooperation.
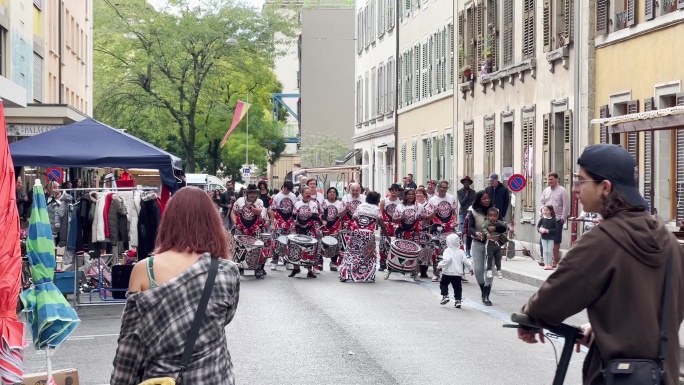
[270,263,277,270]
[497,271,503,279]
[431,276,439,282]
[486,270,493,279]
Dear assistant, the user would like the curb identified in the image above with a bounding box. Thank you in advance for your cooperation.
[500,267,546,288]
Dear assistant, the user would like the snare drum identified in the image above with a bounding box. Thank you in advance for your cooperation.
[387,239,421,273]
[320,236,339,258]
[285,234,319,266]
[233,235,265,270]
[276,235,288,256]
[260,232,275,260]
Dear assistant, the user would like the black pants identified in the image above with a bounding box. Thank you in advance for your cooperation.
[440,275,463,299]
[465,236,473,255]
[485,242,502,271]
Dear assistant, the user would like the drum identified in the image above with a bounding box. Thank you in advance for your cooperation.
[285,234,319,266]
[276,235,288,256]
[432,233,450,255]
[338,229,350,251]
[260,232,274,260]
[320,236,339,258]
[233,235,265,270]
[387,239,421,273]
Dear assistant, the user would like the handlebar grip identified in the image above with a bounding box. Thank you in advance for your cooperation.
[511,313,539,328]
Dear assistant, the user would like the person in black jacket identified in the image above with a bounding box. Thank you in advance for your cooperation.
[484,173,510,219]
[219,180,238,230]
[457,176,475,233]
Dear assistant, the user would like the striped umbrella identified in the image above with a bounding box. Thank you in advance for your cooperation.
[0,98,26,384]
[20,180,79,378]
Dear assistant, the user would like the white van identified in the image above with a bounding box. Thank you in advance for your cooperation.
[185,174,245,193]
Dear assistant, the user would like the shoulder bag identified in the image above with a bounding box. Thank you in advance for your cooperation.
[138,256,220,385]
[602,253,673,385]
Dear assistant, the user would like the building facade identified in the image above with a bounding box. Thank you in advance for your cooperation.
[2,0,91,137]
[353,0,397,191]
[592,0,684,226]
[300,7,356,147]
[454,0,590,248]
[397,0,455,188]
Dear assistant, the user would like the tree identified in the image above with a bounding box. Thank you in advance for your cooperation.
[299,135,351,168]
[93,0,297,172]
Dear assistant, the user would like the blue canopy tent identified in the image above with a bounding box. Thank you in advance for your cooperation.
[9,119,182,191]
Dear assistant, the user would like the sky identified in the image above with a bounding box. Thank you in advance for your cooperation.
[147,0,266,11]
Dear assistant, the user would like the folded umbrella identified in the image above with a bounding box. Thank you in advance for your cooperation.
[0,98,26,384]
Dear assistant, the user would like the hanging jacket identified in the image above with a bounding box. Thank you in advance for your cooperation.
[137,192,161,259]
[108,194,129,244]
[96,193,109,242]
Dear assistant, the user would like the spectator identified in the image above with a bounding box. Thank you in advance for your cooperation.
[405,174,417,189]
[485,173,510,219]
[539,172,569,267]
[457,176,475,232]
[15,177,27,219]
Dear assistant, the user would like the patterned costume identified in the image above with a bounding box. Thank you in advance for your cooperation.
[232,197,267,277]
[393,203,426,276]
[428,194,457,280]
[293,199,321,269]
[269,192,297,263]
[379,197,400,269]
[339,203,380,283]
[321,199,345,267]
[341,193,366,251]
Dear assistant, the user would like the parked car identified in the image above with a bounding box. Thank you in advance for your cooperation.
[185,174,244,193]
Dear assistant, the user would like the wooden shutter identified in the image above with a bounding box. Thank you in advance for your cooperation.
[626,0,636,27]
[441,27,447,90]
[401,143,407,177]
[503,0,514,67]
[412,139,418,177]
[426,138,432,180]
[415,44,421,102]
[476,0,485,74]
[643,97,654,211]
[564,0,573,43]
[596,0,609,35]
[449,23,454,88]
[677,92,684,106]
[677,130,684,221]
[542,113,551,178]
[599,105,610,143]
[398,56,403,108]
[458,11,465,76]
[422,40,428,100]
[644,0,655,20]
[407,50,412,104]
[563,110,573,188]
[434,32,440,95]
[484,121,495,178]
[523,0,535,59]
[522,117,535,211]
[464,124,474,178]
[543,0,552,52]
[487,0,499,70]
[626,100,639,162]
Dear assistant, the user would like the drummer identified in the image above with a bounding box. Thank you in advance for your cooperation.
[378,183,401,272]
[321,187,346,271]
[427,179,458,282]
[231,184,266,278]
[415,187,434,279]
[391,188,426,280]
[290,186,321,277]
[269,181,298,270]
[341,183,366,253]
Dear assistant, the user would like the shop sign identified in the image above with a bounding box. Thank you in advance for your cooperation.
[7,124,59,137]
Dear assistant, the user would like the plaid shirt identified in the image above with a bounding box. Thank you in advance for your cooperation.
[111,253,241,385]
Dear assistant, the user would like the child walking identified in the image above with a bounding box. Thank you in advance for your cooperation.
[438,234,473,308]
[537,205,558,270]
[482,207,509,279]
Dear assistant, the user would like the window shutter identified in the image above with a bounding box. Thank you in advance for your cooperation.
[542,113,551,178]
[596,0,609,35]
[476,0,485,73]
[422,40,428,100]
[32,53,43,103]
[563,110,573,187]
[412,139,418,177]
[405,0,411,16]
[464,124,475,179]
[398,56,403,108]
[599,104,610,143]
[625,100,640,165]
[426,139,432,180]
[440,134,446,180]
[643,97,654,209]
[626,0,636,27]
[676,92,684,106]
[679,0,684,11]
[434,32,440,95]
[458,11,465,76]
[449,23,454,88]
[564,0,573,43]
[503,0,514,67]
[415,44,421,102]
[523,0,535,59]
[440,27,447,90]
[487,0,499,71]
[407,50,412,104]
[676,130,684,221]
[543,0,552,52]
[485,123,495,178]
[401,143,407,177]
[644,0,655,20]
[522,117,535,211]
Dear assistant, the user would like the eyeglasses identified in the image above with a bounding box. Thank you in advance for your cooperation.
[573,178,602,185]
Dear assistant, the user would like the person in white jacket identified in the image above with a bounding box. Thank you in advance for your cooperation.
[438,234,473,308]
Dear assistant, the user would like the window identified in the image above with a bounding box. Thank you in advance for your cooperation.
[401,142,407,177]
[521,116,535,211]
[366,3,371,48]
[371,67,377,120]
[378,63,384,117]
[484,118,495,178]
[364,71,369,122]
[356,77,363,125]
[475,0,485,76]
[387,0,395,30]
[485,0,499,72]
[542,109,574,190]
[378,0,385,37]
[502,0,514,67]
[457,11,465,79]
[463,121,474,179]
[371,0,376,43]
[542,0,573,50]
[522,0,535,59]
[33,53,43,103]
[411,139,418,177]
[357,11,363,54]
[643,97,654,207]
[448,23,454,88]
[0,27,6,77]
[421,38,428,100]
[414,43,421,102]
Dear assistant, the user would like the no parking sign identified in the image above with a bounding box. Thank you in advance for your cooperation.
[507,173,527,192]
[46,167,63,183]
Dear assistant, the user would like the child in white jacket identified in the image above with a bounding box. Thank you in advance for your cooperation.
[438,234,473,308]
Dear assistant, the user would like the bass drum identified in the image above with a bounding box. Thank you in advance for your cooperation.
[387,239,421,273]
[320,236,339,258]
[285,234,319,266]
[233,235,265,270]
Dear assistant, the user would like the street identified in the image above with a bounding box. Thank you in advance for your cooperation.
[21,262,589,385]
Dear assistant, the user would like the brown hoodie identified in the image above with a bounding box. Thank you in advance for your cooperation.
[523,211,684,384]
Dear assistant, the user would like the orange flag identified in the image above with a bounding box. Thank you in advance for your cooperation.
[220,101,251,148]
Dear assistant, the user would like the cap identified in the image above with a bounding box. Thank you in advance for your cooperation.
[460,176,473,184]
[389,183,402,191]
[577,144,646,206]
[489,173,499,181]
[246,184,258,192]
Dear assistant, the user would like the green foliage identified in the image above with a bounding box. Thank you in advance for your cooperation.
[93,0,298,172]
[298,135,351,168]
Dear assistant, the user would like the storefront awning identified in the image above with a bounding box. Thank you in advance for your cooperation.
[294,165,363,176]
[590,106,684,134]
[335,148,361,165]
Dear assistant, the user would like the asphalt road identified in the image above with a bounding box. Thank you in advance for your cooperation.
[22,266,589,385]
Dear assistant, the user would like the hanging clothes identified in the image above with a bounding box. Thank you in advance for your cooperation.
[117,191,141,248]
[78,195,92,251]
[137,192,161,260]
[108,194,129,245]
[103,192,115,238]
[95,193,110,243]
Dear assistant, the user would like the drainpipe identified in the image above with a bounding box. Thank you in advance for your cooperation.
[393,0,400,183]
[570,0,580,245]
[58,1,63,104]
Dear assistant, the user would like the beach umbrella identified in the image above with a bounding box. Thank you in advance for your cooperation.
[0,98,27,384]
[20,179,80,379]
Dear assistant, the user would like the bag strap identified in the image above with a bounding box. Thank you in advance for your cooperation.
[657,252,674,377]
[176,256,220,385]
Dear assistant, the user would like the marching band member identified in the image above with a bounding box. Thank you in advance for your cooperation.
[339,191,387,283]
[425,180,437,200]
[378,183,401,272]
[301,178,325,207]
[269,181,298,270]
[230,184,266,278]
[341,183,365,253]
[389,188,425,280]
[289,186,321,278]
[416,187,434,279]
[321,187,346,271]
[427,179,458,282]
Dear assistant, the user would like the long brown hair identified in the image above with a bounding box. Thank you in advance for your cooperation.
[155,186,230,259]
[585,170,646,219]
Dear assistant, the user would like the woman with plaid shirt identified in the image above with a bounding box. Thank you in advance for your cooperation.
[111,187,240,385]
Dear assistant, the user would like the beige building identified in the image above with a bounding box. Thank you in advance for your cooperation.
[397,0,455,188]
[454,0,591,248]
[1,0,91,139]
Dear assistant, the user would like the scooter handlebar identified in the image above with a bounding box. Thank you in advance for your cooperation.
[507,312,584,341]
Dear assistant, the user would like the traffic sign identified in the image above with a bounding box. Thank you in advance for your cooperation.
[507,173,527,192]
[46,167,63,183]
[242,168,251,174]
